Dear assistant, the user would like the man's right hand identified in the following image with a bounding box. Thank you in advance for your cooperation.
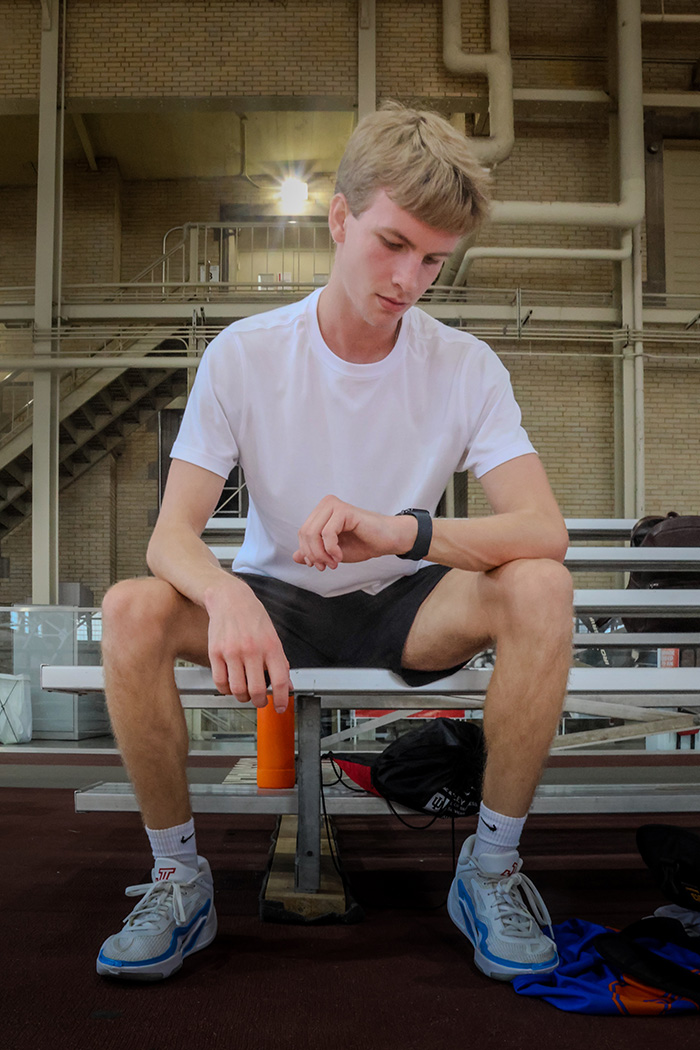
[203,577,291,712]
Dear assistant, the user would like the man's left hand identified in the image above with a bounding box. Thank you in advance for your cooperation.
[293,495,416,571]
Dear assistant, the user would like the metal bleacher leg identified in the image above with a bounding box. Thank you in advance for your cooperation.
[295,691,322,893]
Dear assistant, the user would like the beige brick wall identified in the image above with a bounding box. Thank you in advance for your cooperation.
[2,454,117,605]
[62,160,122,285]
[64,0,356,99]
[645,358,700,514]
[0,0,41,98]
[467,344,616,519]
[0,187,36,286]
[59,454,116,599]
[641,13,700,93]
[115,424,159,583]
[0,424,159,605]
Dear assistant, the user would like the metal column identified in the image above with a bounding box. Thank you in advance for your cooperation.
[618,225,645,519]
[32,0,61,604]
[358,0,376,121]
[295,692,322,892]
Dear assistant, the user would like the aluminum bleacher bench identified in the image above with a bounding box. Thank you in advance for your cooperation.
[41,653,700,893]
[39,518,700,892]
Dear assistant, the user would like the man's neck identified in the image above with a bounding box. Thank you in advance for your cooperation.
[316,286,402,364]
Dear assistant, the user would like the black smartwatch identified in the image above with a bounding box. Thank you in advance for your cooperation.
[395,508,433,561]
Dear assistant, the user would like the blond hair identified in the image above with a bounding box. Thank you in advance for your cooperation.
[335,102,491,235]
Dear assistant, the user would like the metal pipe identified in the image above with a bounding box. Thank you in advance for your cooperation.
[641,13,700,23]
[0,356,201,370]
[632,224,645,517]
[490,0,645,228]
[442,0,514,166]
[451,234,633,286]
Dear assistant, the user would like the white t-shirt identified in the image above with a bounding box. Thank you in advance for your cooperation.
[171,287,535,597]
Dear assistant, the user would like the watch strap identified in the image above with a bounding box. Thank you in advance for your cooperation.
[396,509,433,561]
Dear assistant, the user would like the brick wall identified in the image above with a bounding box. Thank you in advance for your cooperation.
[115,423,159,583]
[645,359,700,513]
[467,344,616,519]
[59,454,116,599]
[64,0,357,99]
[0,0,41,98]
[0,187,36,286]
[62,159,122,285]
[1,454,117,605]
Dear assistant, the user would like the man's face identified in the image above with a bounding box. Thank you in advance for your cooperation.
[329,189,461,334]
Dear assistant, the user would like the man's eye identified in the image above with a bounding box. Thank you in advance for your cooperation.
[382,238,403,250]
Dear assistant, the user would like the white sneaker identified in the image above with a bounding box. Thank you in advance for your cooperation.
[447,835,558,981]
[97,856,217,980]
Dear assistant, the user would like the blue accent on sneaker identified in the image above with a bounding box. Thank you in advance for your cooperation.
[457,881,557,974]
[98,899,211,970]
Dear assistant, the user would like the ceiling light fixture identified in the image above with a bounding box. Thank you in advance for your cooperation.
[280,176,308,213]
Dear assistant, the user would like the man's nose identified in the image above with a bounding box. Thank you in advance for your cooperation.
[392,253,423,294]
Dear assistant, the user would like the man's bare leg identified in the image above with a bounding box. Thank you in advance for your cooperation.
[101,576,212,830]
[402,557,573,814]
[402,557,573,980]
[96,577,221,980]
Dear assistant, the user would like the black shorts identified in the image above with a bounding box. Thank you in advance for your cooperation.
[234,565,464,688]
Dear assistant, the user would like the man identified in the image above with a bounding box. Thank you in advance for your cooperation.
[98,103,573,983]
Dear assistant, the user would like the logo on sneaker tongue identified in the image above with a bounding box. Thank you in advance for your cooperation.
[157,866,177,881]
[500,861,519,877]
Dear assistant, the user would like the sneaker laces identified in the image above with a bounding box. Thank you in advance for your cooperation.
[485,870,554,940]
[122,879,189,931]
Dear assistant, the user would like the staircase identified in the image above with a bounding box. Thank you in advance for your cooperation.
[0,331,187,538]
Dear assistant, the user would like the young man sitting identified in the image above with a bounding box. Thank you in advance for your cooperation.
[98,102,573,983]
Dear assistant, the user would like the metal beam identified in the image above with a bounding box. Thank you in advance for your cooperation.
[71,112,98,171]
[31,0,60,604]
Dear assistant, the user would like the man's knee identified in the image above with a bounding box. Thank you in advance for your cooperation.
[490,558,573,637]
[102,578,182,657]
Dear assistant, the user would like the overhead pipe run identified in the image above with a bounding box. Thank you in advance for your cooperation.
[442,0,514,166]
[451,234,633,287]
[442,0,645,229]
[490,0,645,228]
[641,12,700,23]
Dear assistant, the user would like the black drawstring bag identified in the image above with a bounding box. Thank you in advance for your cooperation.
[636,823,700,912]
[369,717,485,817]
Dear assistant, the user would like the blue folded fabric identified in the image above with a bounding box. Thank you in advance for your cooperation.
[512,917,700,1015]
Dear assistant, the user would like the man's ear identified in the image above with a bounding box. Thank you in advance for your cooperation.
[328,193,350,244]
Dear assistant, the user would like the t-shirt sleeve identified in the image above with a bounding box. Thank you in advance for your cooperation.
[458,343,536,478]
[169,332,241,479]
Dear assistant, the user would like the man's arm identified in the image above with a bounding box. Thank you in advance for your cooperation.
[293,454,568,573]
[426,454,568,571]
[147,459,291,710]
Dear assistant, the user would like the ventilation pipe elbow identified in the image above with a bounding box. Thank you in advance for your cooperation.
[442,0,514,167]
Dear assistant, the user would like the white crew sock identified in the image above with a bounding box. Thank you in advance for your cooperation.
[472,803,527,860]
[145,818,199,874]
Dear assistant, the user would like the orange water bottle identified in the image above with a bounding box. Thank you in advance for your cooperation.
[256,691,295,788]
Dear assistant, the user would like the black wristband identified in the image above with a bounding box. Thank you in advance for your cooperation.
[395,508,433,561]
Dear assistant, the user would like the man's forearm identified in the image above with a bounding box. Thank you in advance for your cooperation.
[425,511,569,574]
[146,524,244,609]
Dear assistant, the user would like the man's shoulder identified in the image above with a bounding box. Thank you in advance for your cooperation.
[223,291,317,342]
[407,306,497,361]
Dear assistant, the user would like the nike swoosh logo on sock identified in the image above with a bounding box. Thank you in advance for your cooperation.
[479,816,498,833]
[181,832,195,843]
